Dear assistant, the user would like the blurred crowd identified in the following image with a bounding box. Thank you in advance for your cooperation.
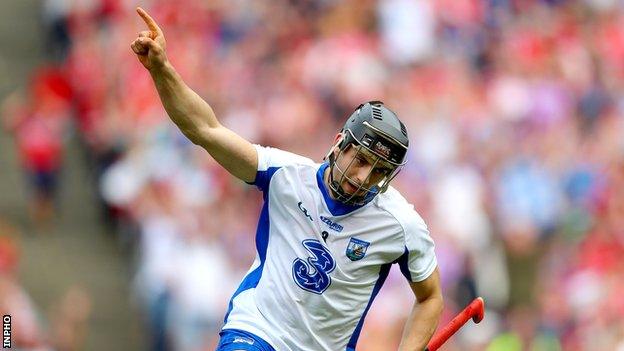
[3,0,624,350]
[0,221,92,351]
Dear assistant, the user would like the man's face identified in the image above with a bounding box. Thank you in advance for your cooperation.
[331,143,394,197]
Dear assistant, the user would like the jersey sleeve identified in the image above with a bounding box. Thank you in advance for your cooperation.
[397,214,437,283]
[250,144,315,192]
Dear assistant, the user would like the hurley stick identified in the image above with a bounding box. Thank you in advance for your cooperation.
[425,297,485,351]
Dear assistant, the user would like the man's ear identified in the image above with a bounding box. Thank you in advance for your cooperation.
[334,132,347,154]
[324,133,344,161]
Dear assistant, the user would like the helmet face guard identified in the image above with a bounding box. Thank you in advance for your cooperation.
[324,101,409,205]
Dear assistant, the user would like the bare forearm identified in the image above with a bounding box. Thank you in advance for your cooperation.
[398,295,443,351]
[149,62,219,143]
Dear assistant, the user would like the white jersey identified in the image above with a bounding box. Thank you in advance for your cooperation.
[222,145,437,351]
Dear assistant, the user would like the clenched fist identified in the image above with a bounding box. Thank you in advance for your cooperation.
[131,7,168,71]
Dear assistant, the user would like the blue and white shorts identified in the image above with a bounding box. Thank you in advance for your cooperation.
[216,329,276,351]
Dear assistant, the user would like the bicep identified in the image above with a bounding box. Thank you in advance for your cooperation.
[410,267,442,303]
[197,125,258,183]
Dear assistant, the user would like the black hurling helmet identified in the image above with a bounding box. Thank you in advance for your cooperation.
[324,101,409,205]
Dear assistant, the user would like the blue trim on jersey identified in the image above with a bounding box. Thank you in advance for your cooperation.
[316,162,369,216]
[397,246,412,281]
[251,166,282,194]
[224,167,280,323]
[346,262,393,350]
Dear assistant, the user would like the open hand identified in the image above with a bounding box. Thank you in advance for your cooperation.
[131,7,168,71]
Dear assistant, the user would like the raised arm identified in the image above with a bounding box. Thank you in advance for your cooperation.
[130,7,257,183]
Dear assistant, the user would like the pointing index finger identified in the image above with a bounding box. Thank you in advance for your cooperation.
[136,7,162,36]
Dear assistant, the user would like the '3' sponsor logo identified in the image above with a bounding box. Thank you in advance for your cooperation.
[292,239,335,294]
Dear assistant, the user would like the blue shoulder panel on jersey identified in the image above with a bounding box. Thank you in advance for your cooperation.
[316,163,368,216]
[397,246,412,281]
[346,262,393,350]
[224,167,279,323]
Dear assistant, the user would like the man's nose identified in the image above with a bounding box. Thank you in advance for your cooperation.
[354,164,373,184]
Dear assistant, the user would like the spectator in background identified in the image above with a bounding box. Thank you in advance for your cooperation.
[0,220,93,351]
[2,66,71,229]
[0,233,47,349]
